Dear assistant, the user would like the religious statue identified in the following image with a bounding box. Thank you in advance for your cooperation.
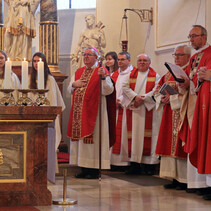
[3,0,40,61]
[71,14,106,68]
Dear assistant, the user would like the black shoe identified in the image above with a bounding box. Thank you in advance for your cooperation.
[125,162,141,175]
[196,188,211,196]
[75,172,87,178]
[164,183,178,189]
[203,194,211,200]
[175,183,187,190]
[164,179,178,189]
[85,174,99,179]
[186,188,197,193]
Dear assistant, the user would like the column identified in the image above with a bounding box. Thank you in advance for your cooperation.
[40,0,59,72]
[0,0,3,50]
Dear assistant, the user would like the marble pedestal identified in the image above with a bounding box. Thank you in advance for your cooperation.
[0,106,61,206]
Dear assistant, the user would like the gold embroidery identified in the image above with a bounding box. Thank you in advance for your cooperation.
[72,68,96,139]
[130,78,137,83]
[0,149,3,165]
[171,110,181,155]
[144,129,152,137]
[147,77,156,82]
[189,52,204,80]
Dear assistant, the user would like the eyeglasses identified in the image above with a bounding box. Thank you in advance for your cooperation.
[117,58,127,61]
[82,53,96,57]
[172,54,186,58]
[187,34,203,39]
[137,59,150,62]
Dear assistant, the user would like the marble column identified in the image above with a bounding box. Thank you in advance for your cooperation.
[40,0,67,145]
[40,0,59,72]
[0,0,3,50]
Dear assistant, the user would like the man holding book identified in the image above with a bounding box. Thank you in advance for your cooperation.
[153,44,191,190]
[179,25,211,199]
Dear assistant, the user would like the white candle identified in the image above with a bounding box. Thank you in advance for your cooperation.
[22,58,28,89]
[4,58,12,89]
[38,58,44,89]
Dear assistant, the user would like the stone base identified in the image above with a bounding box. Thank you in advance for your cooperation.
[0,190,52,206]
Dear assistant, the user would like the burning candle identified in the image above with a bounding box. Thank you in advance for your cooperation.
[22,58,28,89]
[4,58,12,89]
[38,58,44,89]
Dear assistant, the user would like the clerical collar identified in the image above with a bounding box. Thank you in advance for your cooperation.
[195,42,210,53]
[86,62,98,69]
[119,65,132,75]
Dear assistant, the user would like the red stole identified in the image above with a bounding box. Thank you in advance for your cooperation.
[111,70,119,83]
[128,67,156,156]
[155,72,187,159]
[67,66,100,142]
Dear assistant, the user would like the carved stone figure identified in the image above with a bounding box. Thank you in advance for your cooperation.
[72,14,106,68]
[4,0,40,61]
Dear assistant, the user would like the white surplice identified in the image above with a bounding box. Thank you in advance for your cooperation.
[110,66,131,166]
[68,75,114,169]
[122,69,162,164]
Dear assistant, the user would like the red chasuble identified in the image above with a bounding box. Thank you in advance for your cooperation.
[178,50,205,153]
[189,46,211,174]
[67,66,115,146]
[127,67,156,156]
[154,72,187,159]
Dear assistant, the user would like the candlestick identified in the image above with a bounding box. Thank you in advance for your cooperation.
[38,58,44,89]
[4,58,12,89]
[22,58,28,89]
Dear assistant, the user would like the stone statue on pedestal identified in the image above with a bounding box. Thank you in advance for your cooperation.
[71,14,106,68]
[3,0,40,61]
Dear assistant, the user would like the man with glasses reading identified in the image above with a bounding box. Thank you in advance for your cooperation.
[121,54,161,175]
[67,46,115,179]
[153,44,191,190]
[179,25,211,198]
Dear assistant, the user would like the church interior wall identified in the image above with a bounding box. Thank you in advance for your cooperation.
[31,0,210,146]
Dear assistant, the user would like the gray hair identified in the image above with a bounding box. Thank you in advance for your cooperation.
[136,53,151,62]
[174,44,191,55]
[118,51,131,59]
[192,24,207,36]
[84,47,99,57]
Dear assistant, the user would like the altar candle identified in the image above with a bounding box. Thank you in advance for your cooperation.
[4,58,12,89]
[22,58,28,89]
[38,58,44,89]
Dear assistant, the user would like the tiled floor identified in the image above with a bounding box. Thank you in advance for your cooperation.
[35,172,211,211]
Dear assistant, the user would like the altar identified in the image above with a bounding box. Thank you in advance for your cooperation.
[0,106,61,206]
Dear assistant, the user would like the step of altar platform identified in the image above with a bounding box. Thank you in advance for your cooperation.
[57,164,80,177]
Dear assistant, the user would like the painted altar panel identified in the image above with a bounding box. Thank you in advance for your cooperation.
[0,132,26,183]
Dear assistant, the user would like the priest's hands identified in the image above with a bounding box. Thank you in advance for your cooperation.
[98,67,105,78]
[134,95,144,108]
[116,99,122,109]
[197,66,210,81]
[72,79,87,88]
[178,76,190,89]
[161,91,170,104]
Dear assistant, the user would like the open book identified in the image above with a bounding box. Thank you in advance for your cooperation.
[164,62,189,83]
[159,83,178,95]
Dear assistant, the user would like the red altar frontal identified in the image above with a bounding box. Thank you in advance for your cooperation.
[0,106,61,206]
